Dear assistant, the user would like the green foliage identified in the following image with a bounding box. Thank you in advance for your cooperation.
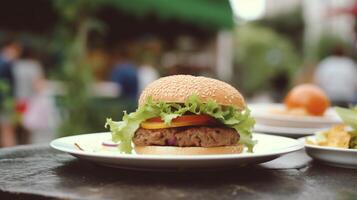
[0,80,15,119]
[56,97,137,134]
[52,0,107,137]
[309,35,350,61]
[261,7,303,32]
[233,24,300,96]
[0,80,21,125]
[257,6,303,53]
[335,106,357,131]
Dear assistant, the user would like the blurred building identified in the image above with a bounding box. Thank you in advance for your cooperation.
[303,0,355,49]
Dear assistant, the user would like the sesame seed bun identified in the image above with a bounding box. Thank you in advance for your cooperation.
[134,144,244,155]
[138,75,245,109]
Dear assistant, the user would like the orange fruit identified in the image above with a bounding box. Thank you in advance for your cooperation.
[284,84,330,116]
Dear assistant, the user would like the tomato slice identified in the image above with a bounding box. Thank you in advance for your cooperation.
[141,115,217,129]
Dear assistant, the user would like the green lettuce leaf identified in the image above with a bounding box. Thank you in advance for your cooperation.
[349,131,357,149]
[335,106,357,130]
[335,106,357,149]
[105,95,256,153]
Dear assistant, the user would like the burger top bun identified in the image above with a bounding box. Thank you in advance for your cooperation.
[138,75,245,109]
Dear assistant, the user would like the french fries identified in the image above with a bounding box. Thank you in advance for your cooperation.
[308,125,351,149]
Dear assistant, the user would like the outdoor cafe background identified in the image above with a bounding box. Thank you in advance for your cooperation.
[0,0,356,147]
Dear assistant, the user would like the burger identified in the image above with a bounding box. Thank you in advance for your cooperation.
[105,75,255,155]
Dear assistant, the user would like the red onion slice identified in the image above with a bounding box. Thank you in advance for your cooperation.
[102,140,118,147]
[166,137,177,146]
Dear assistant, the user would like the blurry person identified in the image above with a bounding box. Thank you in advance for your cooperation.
[12,46,59,144]
[138,63,159,94]
[0,39,22,96]
[137,52,159,94]
[13,46,44,108]
[13,46,52,144]
[314,46,357,106]
[110,48,138,99]
[22,79,60,144]
[0,39,22,147]
[270,70,290,102]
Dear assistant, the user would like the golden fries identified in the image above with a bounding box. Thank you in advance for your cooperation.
[310,125,351,149]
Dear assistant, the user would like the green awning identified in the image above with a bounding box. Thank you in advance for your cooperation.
[101,0,234,30]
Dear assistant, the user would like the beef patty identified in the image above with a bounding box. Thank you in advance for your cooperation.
[133,126,239,147]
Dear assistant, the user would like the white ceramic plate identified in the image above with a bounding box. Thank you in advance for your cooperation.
[300,136,357,169]
[50,132,303,170]
[249,103,341,128]
[254,124,324,138]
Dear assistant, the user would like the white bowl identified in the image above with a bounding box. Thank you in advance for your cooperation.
[300,136,357,169]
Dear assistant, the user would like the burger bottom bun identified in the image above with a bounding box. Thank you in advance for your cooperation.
[134,144,244,155]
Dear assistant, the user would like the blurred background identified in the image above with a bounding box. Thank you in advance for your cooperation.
[0,0,356,147]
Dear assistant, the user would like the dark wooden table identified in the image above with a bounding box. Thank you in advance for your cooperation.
[1,145,357,200]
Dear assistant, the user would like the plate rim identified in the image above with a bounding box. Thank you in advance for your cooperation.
[254,124,322,135]
[50,132,304,160]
